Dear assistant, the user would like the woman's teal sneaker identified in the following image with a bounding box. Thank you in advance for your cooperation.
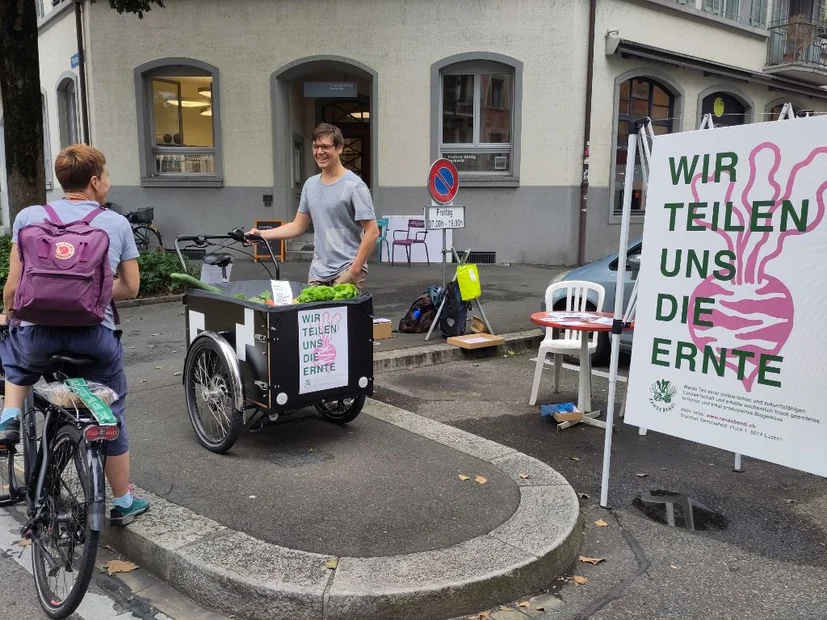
[0,418,20,445]
[110,496,150,526]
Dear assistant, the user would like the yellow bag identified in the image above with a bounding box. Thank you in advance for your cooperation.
[456,264,481,301]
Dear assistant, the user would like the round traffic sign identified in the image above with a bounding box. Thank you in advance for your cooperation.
[428,159,459,205]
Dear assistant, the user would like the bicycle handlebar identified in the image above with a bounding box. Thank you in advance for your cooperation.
[173,228,279,280]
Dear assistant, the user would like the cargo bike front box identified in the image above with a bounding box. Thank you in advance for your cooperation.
[182,279,374,453]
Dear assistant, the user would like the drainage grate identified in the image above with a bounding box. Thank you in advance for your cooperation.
[452,251,497,264]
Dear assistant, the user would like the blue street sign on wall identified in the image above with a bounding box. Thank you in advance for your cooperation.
[71,53,79,68]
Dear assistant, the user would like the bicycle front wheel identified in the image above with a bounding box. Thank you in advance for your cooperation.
[32,424,100,619]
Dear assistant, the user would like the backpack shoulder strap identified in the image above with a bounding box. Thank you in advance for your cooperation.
[42,204,64,225]
[80,207,105,224]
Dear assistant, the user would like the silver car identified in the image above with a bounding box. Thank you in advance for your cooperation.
[542,238,642,364]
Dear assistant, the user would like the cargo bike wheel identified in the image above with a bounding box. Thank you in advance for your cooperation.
[314,395,366,425]
[184,334,244,453]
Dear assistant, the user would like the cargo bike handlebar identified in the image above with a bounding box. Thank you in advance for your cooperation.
[173,227,281,281]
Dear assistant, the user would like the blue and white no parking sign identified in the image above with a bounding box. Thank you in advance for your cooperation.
[427,158,459,205]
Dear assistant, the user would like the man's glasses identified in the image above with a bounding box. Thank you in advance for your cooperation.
[312,143,336,152]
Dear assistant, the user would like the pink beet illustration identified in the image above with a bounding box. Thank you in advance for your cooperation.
[313,311,342,363]
[687,142,827,391]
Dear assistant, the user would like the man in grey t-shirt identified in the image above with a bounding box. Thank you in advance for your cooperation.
[249,123,379,289]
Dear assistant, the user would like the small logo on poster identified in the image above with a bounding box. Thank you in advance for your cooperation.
[650,379,677,412]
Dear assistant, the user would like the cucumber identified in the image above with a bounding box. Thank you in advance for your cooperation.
[170,273,223,294]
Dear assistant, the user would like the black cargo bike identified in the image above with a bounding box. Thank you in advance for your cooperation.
[174,228,374,453]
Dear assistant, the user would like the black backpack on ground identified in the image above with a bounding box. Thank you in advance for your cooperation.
[398,286,443,333]
[439,281,471,338]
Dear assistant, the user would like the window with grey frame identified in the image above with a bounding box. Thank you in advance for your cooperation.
[145,72,216,177]
[613,77,675,216]
[57,78,79,147]
[702,0,770,26]
[440,64,514,176]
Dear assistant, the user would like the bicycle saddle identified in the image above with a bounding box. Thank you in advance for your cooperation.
[203,253,234,268]
[49,353,96,368]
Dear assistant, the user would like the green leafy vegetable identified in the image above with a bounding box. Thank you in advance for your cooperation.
[169,273,223,294]
[294,283,359,304]
[234,293,247,299]
[332,283,359,300]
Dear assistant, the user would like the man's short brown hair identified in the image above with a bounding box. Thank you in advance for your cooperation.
[54,144,106,192]
[312,123,344,148]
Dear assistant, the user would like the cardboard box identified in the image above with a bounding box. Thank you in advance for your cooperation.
[540,402,583,422]
[373,318,393,340]
[446,333,505,349]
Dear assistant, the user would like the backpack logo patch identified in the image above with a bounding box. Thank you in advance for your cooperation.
[55,242,75,260]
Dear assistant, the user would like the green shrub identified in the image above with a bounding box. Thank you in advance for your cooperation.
[0,236,197,300]
[0,236,11,287]
[137,251,199,297]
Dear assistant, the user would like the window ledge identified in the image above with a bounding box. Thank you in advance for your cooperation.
[37,1,74,34]
[610,213,646,225]
[459,177,520,188]
[634,0,769,39]
[141,176,224,188]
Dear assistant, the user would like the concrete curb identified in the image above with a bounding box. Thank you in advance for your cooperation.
[374,329,543,374]
[104,400,582,620]
[119,294,183,308]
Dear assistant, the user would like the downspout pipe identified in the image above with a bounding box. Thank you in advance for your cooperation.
[74,0,90,144]
[578,0,597,266]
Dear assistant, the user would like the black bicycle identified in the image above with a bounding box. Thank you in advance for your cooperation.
[102,203,164,252]
[125,207,164,253]
[0,353,119,619]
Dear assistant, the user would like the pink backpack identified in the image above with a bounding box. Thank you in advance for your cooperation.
[13,205,114,326]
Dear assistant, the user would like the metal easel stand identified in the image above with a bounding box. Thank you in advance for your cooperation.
[425,248,494,341]
[600,118,654,508]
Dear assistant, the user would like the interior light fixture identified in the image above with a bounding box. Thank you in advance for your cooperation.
[167,99,211,108]
[200,107,212,117]
[349,111,370,120]
[198,87,212,98]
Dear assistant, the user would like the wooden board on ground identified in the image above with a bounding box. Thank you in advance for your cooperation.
[447,333,505,349]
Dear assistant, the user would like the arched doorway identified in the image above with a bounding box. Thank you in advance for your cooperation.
[701,92,747,127]
[271,57,377,222]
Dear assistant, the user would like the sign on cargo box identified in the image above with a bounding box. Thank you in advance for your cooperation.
[298,307,349,394]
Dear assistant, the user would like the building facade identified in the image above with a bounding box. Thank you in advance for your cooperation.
[3,0,827,264]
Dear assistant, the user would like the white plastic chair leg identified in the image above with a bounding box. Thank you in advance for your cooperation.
[530,350,546,405]
[553,353,562,393]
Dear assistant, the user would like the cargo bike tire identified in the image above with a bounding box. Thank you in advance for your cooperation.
[184,334,244,454]
[315,394,366,424]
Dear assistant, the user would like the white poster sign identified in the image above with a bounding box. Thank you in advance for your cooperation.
[626,115,827,477]
[426,206,465,229]
[298,307,349,394]
[270,280,294,306]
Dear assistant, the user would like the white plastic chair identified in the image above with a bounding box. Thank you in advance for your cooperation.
[529,280,606,406]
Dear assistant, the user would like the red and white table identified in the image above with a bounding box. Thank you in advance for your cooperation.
[530,311,633,430]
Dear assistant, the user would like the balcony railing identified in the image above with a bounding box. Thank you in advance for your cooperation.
[767,17,827,69]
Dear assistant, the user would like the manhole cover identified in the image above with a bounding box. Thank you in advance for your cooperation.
[632,490,729,531]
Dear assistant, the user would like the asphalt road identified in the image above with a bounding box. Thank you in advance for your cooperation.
[373,352,827,620]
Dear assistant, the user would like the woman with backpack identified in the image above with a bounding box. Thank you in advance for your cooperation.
[0,144,149,526]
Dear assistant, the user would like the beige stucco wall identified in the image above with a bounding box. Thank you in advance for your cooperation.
[37,8,80,186]
[85,0,586,189]
[588,0,827,225]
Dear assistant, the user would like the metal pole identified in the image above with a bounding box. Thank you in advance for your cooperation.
[442,228,447,292]
[600,131,638,509]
